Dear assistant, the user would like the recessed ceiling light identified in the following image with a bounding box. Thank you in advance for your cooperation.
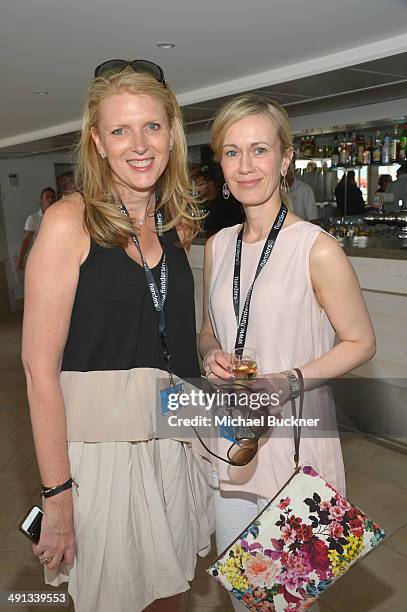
[33,90,48,95]
[156,42,175,49]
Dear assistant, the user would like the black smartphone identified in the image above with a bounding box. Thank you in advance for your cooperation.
[19,505,43,544]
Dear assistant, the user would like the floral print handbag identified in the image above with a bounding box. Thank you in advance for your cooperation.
[207,372,386,611]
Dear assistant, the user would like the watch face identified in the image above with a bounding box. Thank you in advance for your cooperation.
[286,371,300,397]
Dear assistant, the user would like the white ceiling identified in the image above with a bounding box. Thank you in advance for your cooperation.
[1,0,407,153]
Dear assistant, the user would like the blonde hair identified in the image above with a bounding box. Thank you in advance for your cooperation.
[75,68,201,247]
[210,94,293,207]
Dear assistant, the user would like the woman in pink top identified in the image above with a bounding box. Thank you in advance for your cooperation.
[198,95,375,612]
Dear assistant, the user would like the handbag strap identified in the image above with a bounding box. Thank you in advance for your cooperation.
[210,369,306,565]
[290,367,304,470]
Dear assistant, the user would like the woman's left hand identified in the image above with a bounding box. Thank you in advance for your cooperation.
[246,372,291,413]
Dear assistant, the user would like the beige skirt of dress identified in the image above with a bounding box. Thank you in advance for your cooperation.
[44,438,215,612]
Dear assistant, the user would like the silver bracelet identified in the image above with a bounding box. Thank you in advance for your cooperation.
[282,369,301,399]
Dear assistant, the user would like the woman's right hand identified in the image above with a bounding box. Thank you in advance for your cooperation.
[32,489,76,571]
[203,348,233,380]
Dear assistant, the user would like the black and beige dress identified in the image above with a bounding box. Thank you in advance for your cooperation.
[45,228,214,612]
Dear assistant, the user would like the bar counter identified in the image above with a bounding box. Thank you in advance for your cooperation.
[337,235,407,260]
[192,234,407,260]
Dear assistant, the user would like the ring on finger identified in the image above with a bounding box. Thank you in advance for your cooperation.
[39,553,53,565]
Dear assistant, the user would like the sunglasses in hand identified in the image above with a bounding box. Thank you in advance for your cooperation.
[192,380,272,467]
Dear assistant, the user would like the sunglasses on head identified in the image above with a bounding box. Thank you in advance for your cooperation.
[93,59,166,86]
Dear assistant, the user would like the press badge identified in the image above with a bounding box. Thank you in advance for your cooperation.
[219,422,239,444]
[160,382,184,416]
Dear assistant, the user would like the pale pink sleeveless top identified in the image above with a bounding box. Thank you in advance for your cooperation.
[209,221,346,499]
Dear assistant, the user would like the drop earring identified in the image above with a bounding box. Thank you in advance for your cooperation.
[222,182,230,199]
[281,174,289,194]
[100,152,106,159]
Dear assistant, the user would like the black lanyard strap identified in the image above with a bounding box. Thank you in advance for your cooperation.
[118,202,173,377]
[233,203,287,351]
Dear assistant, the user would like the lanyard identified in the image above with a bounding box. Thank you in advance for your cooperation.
[118,202,173,382]
[233,203,287,351]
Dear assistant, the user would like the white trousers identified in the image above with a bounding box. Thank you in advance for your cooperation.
[212,473,320,612]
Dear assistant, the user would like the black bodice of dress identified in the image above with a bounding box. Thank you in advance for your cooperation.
[61,228,200,379]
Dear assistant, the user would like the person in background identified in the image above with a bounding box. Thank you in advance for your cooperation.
[195,170,245,233]
[385,163,407,209]
[57,171,76,197]
[195,171,218,204]
[334,170,365,216]
[286,164,319,222]
[376,174,392,193]
[17,187,56,270]
[189,162,201,180]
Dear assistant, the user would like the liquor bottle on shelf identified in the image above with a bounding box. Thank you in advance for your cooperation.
[399,123,407,162]
[303,136,312,158]
[309,135,316,158]
[390,125,400,162]
[369,135,375,164]
[294,140,301,161]
[372,130,382,164]
[339,133,348,166]
[299,137,305,159]
[331,135,339,167]
[345,132,353,165]
[363,137,372,165]
[357,134,365,165]
[351,131,357,165]
[381,131,391,165]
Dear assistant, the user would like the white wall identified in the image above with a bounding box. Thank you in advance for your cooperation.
[0,151,71,308]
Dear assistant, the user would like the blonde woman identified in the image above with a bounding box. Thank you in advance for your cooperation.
[22,60,213,612]
[199,95,375,611]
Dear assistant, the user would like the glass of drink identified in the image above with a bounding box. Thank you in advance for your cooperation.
[231,348,258,381]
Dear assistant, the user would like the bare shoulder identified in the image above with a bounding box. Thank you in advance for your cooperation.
[309,230,355,288]
[41,192,88,243]
[310,231,346,264]
[33,192,89,262]
[43,192,85,228]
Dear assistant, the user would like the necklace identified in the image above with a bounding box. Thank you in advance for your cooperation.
[121,192,157,227]
[132,209,147,226]
[126,201,151,227]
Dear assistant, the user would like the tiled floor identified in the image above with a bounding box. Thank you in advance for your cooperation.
[1,312,407,611]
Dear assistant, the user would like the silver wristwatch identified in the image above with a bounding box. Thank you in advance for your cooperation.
[282,369,301,399]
